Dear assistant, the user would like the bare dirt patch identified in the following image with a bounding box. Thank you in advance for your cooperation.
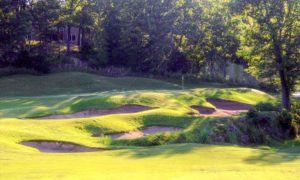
[22,141,105,153]
[110,126,182,140]
[191,99,253,117]
[37,105,155,120]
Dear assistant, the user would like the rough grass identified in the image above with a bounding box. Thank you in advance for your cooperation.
[1,72,299,179]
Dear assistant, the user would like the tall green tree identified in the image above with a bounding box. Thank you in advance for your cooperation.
[31,0,60,54]
[232,0,300,110]
[0,0,31,52]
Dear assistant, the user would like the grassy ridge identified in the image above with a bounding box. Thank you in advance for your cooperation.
[0,88,274,118]
[0,88,276,149]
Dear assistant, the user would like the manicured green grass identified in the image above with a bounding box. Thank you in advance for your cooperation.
[1,72,299,179]
[1,142,300,179]
[0,72,232,97]
[0,72,183,97]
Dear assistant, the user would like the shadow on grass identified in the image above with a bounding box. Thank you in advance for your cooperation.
[114,143,204,159]
[244,141,300,165]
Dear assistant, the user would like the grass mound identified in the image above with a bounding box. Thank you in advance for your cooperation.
[0,88,274,119]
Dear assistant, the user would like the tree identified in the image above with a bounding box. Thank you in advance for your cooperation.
[31,0,60,54]
[61,0,85,54]
[232,0,300,110]
[0,0,32,65]
[73,6,94,47]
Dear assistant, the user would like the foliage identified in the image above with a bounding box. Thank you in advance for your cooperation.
[252,102,279,112]
[232,0,300,110]
[13,50,50,73]
[291,102,300,125]
[0,0,244,77]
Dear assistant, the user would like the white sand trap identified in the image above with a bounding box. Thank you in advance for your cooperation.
[22,141,104,153]
[110,126,182,140]
[37,105,155,120]
[191,99,253,117]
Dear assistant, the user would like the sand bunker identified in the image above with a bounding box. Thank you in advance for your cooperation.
[22,141,104,153]
[110,126,182,140]
[191,106,216,115]
[191,99,252,117]
[38,105,155,120]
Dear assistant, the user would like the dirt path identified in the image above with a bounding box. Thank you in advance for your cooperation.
[37,105,155,120]
[191,99,252,117]
[22,141,104,153]
[110,126,182,140]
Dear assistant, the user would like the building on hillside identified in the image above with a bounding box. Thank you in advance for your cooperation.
[58,26,80,45]
[26,25,80,46]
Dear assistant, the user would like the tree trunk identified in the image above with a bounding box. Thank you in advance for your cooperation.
[67,25,71,55]
[274,43,291,110]
[222,62,227,80]
[279,68,291,111]
[77,26,81,47]
[81,27,85,46]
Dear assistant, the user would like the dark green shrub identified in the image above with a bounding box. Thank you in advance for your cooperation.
[14,50,50,73]
[254,102,279,112]
[247,127,265,144]
[278,110,298,138]
[291,102,300,125]
[247,108,258,119]
[291,122,299,137]
[252,111,279,125]
[247,102,278,118]
[278,110,293,128]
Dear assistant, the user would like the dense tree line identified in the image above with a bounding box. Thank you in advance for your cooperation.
[0,0,299,110]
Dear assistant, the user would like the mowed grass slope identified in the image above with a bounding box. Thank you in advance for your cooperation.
[0,72,231,97]
[1,72,299,179]
[0,72,183,96]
